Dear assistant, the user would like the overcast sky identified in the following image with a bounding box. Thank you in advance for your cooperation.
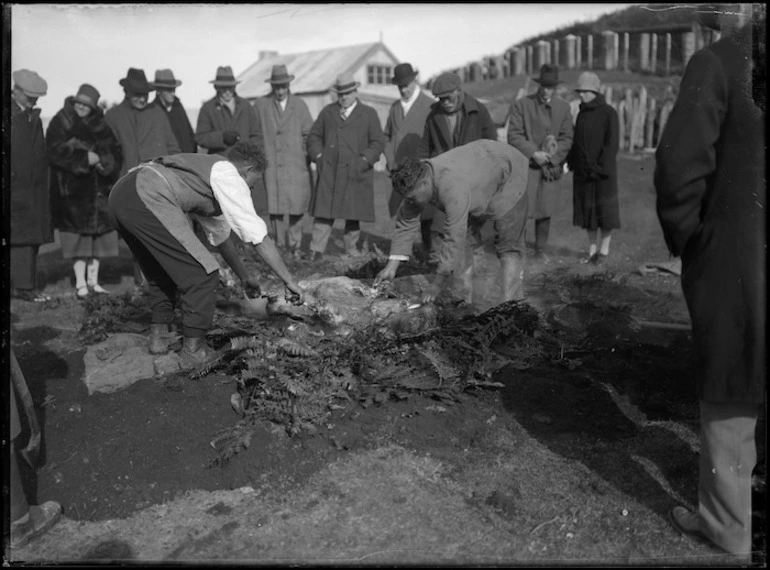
[11,3,633,118]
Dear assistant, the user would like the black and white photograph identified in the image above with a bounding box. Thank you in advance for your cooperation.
[4,2,766,565]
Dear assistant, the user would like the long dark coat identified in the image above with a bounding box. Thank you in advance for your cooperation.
[507,94,574,219]
[307,100,384,222]
[10,103,52,245]
[151,96,197,153]
[383,90,435,216]
[654,24,765,403]
[567,94,620,230]
[196,95,267,215]
[47,97,123,235]
[254,93,314,215]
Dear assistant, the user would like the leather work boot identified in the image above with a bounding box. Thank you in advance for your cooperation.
[178,336,219,370]
[500,255,525,302]
[148,324,181,355]
[10,501,62,549]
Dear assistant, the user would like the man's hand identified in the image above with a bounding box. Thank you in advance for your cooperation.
[532,150,551,167]
[421,277,444,305]
[223,130,240,146]
[88,151,101,166]
[284,281,304,305]
[374,260,400,287]
[242,275,263,298]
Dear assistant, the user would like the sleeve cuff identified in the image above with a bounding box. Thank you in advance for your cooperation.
[388,254,410,262]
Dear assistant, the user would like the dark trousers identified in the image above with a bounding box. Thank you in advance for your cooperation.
[535,217,551,252]
[10,245,40,290]
[108,171,219,338]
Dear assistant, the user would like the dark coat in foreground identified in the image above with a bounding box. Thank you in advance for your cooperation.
[151,96,197,153]
[654,25,765,403]
[10,103,52,245]
[307,100,384,222]
[47,97,123,235]
[567,93,620,230]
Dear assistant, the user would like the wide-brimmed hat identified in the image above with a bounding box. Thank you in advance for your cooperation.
[533,64,562,87]
[265,64,295,85]
[73,84,100,109]
[331,72,360,94]
[13,69,48,97]
[210,66,241,87]
[151,69,182,89]
[391,63,418,87]
[575,71,601,93]
[119,68,154,94]
[431,72,461,98]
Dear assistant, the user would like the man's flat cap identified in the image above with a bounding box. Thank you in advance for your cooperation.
[431,72,461,97]
[13,69,48,97]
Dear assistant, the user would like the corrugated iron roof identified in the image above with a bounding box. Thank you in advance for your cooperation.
[237,42,386,99]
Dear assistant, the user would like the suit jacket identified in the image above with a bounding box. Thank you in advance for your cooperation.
[654,24,765,403]
[417,92,496,158]
[507,93,574,218]
[254,93,314,215]
[383,90,434,216]
[195,95,263,154]
[307,100,384,222]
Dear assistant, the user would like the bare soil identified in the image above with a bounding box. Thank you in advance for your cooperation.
[6,155,766,565]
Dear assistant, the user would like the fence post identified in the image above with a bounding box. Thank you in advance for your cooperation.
[636,86,647,149]
[553,39,560,67]
[526,45,534,74]
[565,35,576,69]
[618,100,627,151]
[645,96,657,149]
[665,33,672,75]
[682,31,696,68]
[640,33,650,71]
[625,89,634,152]
[587,35,594,70]
[650,33,658,74]
[576,35,582,69]
[623,32,630,72]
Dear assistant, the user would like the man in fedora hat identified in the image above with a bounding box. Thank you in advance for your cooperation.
[150,69,197,153]
[10,69,53,303]
[254,64,314,258]
[306,72,384,260]
[106,67,181,292]
[196,65,266,216]
[417,70,497,266]
[507,63,574,262]
[383,62,435,259]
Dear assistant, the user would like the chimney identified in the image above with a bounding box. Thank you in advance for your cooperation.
[259,50,278,60]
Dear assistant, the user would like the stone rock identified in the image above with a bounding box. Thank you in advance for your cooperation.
[83,333,156,395]
[154,352,182,376]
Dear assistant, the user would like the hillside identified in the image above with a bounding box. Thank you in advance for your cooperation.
[512,3,698,48]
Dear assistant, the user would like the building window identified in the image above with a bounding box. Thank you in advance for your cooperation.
[367,65,393,85]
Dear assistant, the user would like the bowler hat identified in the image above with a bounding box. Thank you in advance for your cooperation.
[151,69,182,89]
[331,72,360,94]
[575,71,601,93]
[13,69,48,97]
[533,64,562,87]
[210,66,241,87]
[119,68,154,94]
[73,84,101,109]
[266,64,295,85]
[391,63,418,87]
[431,72,461,98]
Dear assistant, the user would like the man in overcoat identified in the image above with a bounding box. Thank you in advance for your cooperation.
[10,69,53,303]
[375,140,529,305]
[196,66,266,216]
[417,71,497,264]
[383,62,435,257]
[306,72,384,260]
[106,67,181,291]
[507,64,574,261]
[254,64,314,257]
[654,4,765,562]
[150,69,197,153]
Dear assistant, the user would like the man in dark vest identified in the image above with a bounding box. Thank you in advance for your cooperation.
[108,142,304,370]
[150,69,197,153]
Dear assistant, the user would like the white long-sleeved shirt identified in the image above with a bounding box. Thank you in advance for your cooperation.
[195,161,268,246]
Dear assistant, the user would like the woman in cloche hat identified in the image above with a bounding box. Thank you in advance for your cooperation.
[46,84,123,299]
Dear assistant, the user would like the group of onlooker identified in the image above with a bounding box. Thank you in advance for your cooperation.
[8,4,765,560]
